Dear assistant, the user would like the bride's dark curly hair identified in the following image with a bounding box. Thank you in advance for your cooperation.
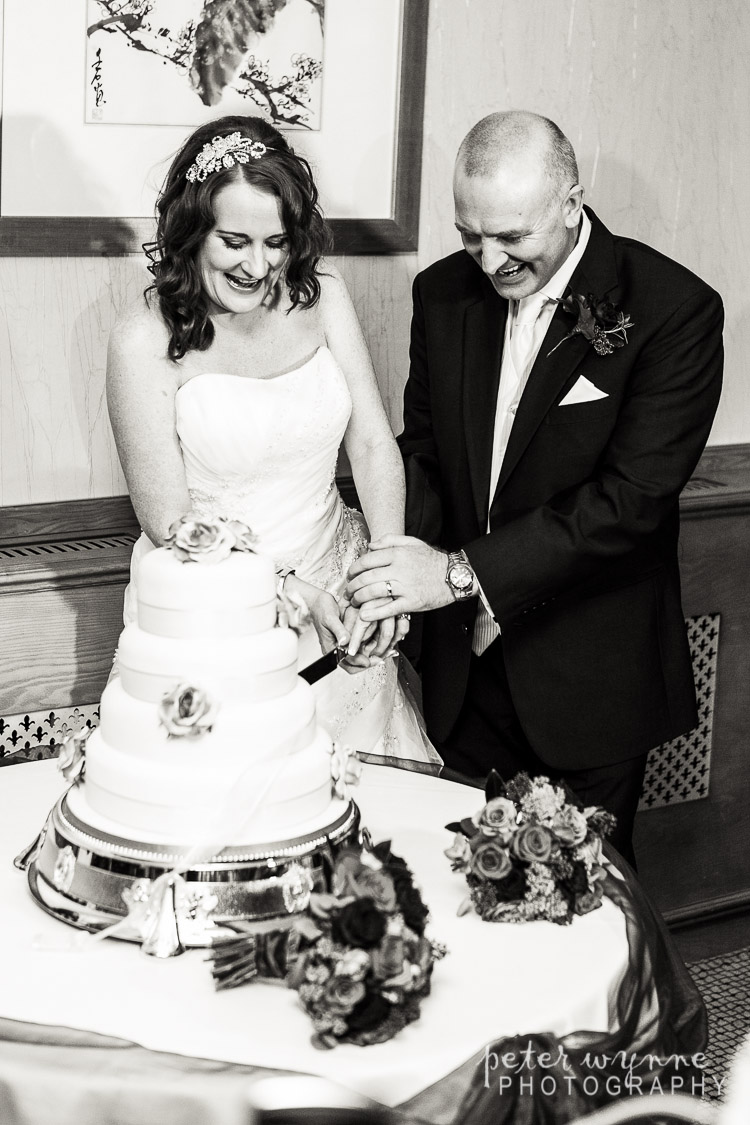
[145,116,332,361]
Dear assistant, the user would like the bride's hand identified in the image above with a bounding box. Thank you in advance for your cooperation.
[345,601,410,661]
[335,602,373,675]
[344,599,384,659]
[360,608,411,658]
[286,576,350,655]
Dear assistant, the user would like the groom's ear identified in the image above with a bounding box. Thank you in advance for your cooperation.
[563,184,585,228]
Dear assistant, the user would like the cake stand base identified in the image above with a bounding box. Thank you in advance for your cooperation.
[23,792,361,949]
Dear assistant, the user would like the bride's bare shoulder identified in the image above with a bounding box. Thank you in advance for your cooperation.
[317,258,346,294]
[109,291,170,359]
[316,260,357,316]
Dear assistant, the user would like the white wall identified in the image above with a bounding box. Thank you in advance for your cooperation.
[417,0,750,447]
[1,0,747,506]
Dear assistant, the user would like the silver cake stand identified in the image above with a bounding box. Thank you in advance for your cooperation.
[17,792,361,955]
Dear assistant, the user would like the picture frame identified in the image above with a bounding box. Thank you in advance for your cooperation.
[0,0,428,256]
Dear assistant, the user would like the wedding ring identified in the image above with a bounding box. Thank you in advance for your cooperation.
[386,581,393,598]
[398,613,411,621]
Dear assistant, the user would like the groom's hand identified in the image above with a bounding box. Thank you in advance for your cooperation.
[346,535,453,621]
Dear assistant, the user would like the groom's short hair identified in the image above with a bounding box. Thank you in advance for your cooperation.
[457,111,579,201]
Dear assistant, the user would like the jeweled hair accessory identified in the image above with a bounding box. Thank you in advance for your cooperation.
[185,133,267,183]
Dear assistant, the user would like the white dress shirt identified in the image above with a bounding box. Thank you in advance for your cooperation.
[473,211,592,655]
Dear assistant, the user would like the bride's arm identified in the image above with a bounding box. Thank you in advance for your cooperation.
[318,265,406,542]
[106,299,192,547]
[317,265,409,658]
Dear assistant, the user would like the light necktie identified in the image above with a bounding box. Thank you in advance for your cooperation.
[509,293,549,379]
[472,292,550,657]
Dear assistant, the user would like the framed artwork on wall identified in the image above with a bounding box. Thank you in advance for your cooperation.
[0,0,428,255]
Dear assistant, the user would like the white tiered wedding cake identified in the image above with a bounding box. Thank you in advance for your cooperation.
[23,519,360,947]
[70,530,347,846]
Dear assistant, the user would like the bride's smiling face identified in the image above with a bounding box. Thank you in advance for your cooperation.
[198,181,290,314]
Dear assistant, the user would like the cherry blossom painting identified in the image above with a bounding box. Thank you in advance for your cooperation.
[0,0,426,253]
[85,0,324,128]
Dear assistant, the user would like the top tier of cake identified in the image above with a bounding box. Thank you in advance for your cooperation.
[117,546,299,709]
[136,546,277,638]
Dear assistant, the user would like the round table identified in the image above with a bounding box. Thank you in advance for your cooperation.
[0,759,630,1120]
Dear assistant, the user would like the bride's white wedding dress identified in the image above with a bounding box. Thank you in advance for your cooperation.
[123,345,441,774]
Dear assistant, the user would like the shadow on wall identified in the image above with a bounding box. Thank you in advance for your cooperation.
[0,113,153,256]
[59,261,148,708]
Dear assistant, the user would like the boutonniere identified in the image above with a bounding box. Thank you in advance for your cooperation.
[547,292,633,357]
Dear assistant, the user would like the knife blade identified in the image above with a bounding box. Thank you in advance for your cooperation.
[298,647,342,685]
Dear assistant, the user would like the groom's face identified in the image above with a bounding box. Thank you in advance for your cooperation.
[454,158,583,300]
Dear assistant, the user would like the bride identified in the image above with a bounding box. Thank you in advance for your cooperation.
[107,114,440,774]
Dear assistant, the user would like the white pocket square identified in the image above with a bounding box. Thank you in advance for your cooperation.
[558,375,609,406]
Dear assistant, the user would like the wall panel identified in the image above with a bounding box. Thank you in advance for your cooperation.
[1,0,748,505]
[0,253,417,506]
[418,0,750,446]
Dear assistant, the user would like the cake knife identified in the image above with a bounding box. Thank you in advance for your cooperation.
[298,646,342,685]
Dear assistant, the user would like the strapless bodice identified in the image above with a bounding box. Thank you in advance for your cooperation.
[121,345,441,775]
[175,346,352,575]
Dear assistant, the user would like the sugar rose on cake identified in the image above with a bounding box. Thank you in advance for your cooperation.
[158,684,217,739]
[164,515,257,563]
[329,744,363,801]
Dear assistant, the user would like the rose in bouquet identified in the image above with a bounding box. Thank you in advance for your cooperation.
[209,843,445,1048]
[445,771,615,925]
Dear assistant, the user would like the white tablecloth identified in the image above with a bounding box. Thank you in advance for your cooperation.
[0,760,629,1107]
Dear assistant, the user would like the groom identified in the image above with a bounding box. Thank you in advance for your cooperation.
[347,111,723,865]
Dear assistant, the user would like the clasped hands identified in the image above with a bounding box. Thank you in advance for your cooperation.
[291,537,452,674]
[343,535,454,671]
[347,534,454,617]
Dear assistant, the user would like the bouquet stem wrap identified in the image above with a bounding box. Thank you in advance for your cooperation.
[210,926,300,991]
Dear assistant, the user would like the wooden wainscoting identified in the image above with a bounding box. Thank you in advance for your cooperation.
[634,445,750,928]
[0,497,139,717]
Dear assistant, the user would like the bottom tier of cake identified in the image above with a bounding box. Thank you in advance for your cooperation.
[25,792,361,950]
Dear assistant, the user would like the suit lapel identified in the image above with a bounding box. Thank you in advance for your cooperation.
[491,208,621,504]
[462,287,507,527]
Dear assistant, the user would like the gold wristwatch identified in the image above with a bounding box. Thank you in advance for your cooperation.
[445,550,475,600]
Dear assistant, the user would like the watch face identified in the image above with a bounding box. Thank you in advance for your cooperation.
[450,562,473,590]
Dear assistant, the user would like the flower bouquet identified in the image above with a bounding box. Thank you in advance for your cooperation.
[209,842,445,1048]
[444,771,615,925]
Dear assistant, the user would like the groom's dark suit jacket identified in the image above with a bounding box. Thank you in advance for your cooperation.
[400,207,723,770]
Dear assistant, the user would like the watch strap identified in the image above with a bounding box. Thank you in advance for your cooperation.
[446,549,475,599]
